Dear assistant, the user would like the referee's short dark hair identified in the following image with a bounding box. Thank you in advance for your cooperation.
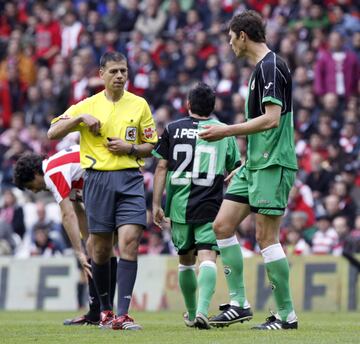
[13,153,44,190]
[100,51,127,68]
[229,10,266,43]
[188,82,216,117]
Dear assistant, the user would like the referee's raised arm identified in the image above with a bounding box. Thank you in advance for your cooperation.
[47,113,100,139]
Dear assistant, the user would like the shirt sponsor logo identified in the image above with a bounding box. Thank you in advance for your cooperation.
[126,127,137,141]
[264,82,273,90]
[143,127,155,139]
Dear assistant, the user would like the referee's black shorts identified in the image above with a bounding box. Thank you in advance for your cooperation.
[83,169,146,233]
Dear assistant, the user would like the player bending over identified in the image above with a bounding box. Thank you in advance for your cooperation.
[13,145,117,325]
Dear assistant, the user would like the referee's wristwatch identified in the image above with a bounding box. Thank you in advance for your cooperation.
[129,144,138,156]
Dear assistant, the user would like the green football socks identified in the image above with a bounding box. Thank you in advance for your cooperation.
[261,243,296,322]
[196,261,217,316]
[178,265,197,320]
[217,235,248,308]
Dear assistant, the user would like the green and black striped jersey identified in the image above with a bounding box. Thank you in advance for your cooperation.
[245,51,298,170]
[153,116,240,224]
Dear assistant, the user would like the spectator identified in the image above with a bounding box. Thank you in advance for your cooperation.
[0,62,28,129]
[163,0,186,37]
[332,216,351,255]
[331,179,357,226]
[305,152,334,199]
[0,39,36,86]
[323,194,344,221]
[339,121,358,155]
[311,215,339,254]
[34,6,61,66]
[144,70,168,110]
[135,0,166,42]
[287,211,316,244]
[146,230,171,255]
[118,0,140,33]
[61,11,83,58]
[0,189,25,239]
[314,31,359,100]
[288,183,316,228]
[284,227,311,256]
[30,223,63,257]
[0,218,17,255]
[183,9,203,41]
[24,86,48,129]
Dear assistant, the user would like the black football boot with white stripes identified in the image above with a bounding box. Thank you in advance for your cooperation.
[252,314,298,330]
[209,304,253,327]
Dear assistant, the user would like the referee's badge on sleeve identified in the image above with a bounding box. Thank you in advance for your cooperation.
[143,127,155,139]
[126,127,137,141]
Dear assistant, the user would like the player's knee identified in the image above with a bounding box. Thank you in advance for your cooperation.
[256,231,277,249]
[120,236,140,259]
[179,253,196,266]
[92,243,112,264]
[213,218,230,238]
[255,231,266,247]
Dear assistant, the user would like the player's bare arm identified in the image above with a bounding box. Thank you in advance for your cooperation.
[59,197,92,278]
[47,114,101,139]
[106,139,154,158]
[225,166,241,183]
[72,200,89,241]
[152,159,168,228]
[199,103,281,141]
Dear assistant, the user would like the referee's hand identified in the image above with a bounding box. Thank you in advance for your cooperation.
[105,137,131,155]
[81,114,101,135]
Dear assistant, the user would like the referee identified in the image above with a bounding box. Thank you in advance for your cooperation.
[48,51,157,330]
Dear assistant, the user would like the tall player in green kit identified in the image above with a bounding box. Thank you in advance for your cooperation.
[199,10,298,330]
[152,83,244,329]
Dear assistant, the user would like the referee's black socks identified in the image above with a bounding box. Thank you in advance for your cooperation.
[91,259,112,312]
[117,258,138,316]
[110,256,118,309]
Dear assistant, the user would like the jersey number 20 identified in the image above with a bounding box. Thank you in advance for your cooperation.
[171,144,217,187]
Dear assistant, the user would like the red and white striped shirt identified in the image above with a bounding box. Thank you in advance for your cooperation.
[42,145,84,204]
[311,228,339,255]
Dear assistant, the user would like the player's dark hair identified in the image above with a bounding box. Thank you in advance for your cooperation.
[99,51,127,68]
[13,153,44,190]
[188,82,216,117]
[229,10,266,43]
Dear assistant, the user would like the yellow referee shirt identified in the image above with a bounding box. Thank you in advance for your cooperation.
[52,90,158,170]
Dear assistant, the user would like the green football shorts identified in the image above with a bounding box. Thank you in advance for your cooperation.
[171,222,219,255]
[225,165,296,216]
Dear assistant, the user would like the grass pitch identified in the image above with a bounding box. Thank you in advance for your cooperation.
[0,311,358,344]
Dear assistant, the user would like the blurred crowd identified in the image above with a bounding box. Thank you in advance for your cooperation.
[0,0,359,259]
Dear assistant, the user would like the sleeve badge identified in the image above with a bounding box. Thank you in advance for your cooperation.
[143,127,155,139]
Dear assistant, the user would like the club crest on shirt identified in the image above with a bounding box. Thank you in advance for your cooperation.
[126,127,137,141]
[143,127,155,139]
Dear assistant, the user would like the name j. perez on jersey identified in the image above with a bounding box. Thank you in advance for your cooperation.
[173,128,199,139]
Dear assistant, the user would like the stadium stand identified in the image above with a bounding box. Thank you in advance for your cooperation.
[0,0,359,260]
